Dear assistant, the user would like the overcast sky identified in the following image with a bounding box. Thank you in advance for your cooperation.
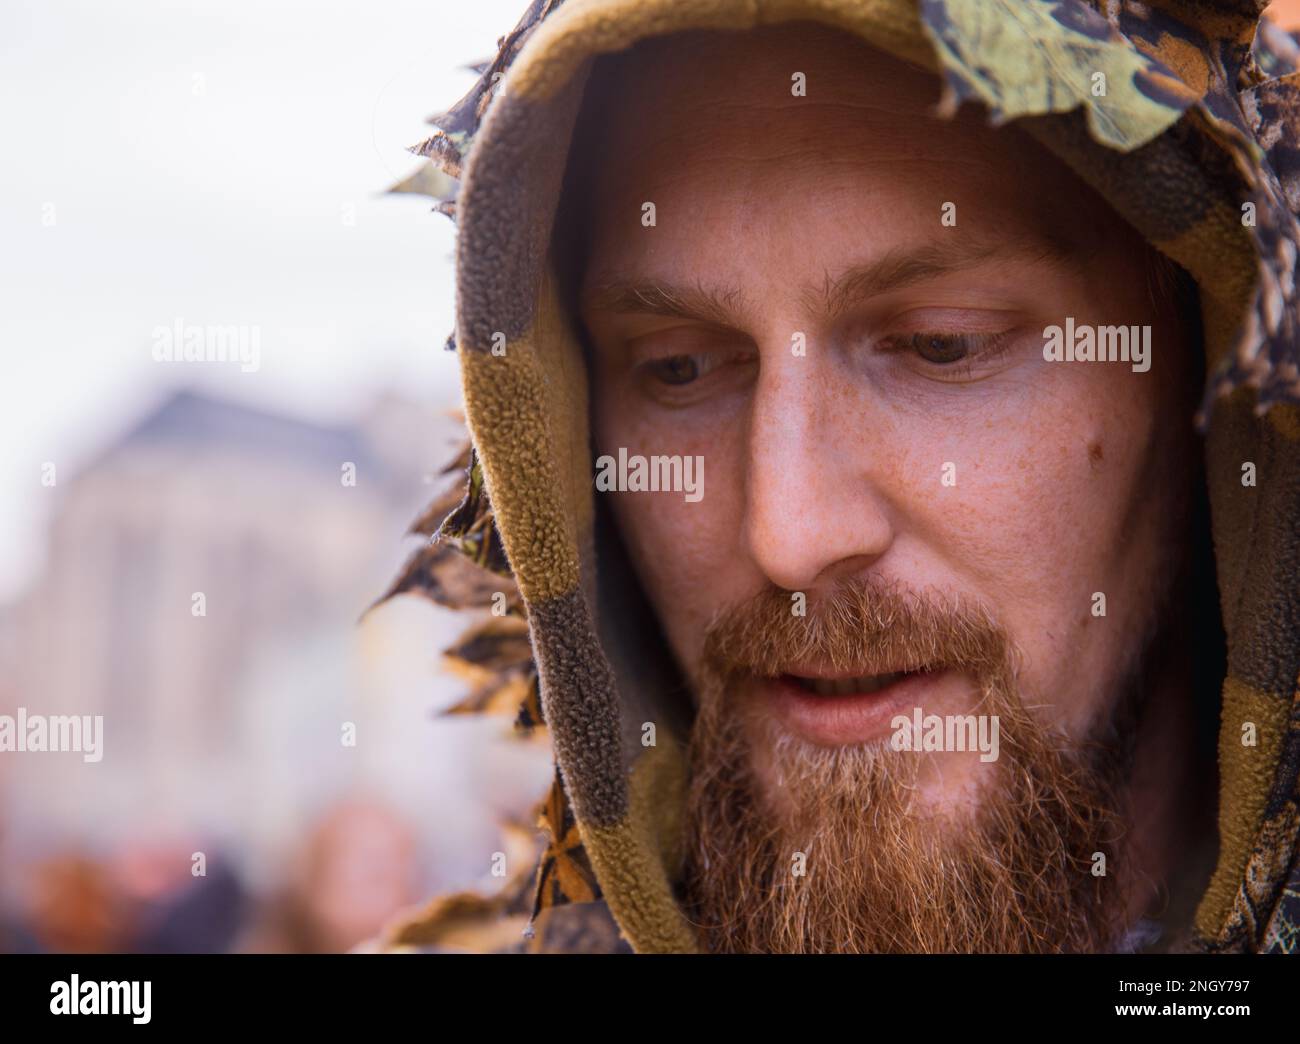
[0,0,525,600]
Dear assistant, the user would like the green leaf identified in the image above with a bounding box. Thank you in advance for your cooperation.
[919,0,1198,150]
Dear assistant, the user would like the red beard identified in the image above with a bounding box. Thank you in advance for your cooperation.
[678,580,1136,953]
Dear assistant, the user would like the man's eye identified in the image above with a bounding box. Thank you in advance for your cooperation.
[647,354,702,385]
[880,330,1014,376]
[895,332,979,364]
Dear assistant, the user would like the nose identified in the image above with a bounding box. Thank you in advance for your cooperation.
[742,354,895,593]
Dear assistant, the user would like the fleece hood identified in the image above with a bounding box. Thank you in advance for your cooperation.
[380,0,1300,954]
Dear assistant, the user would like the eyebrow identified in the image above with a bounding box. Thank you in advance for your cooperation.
[581,236,1084,327]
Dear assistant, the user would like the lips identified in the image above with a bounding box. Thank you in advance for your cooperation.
[758,667,948,747]
[789,671,909,697]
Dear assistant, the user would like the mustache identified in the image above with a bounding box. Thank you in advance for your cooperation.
[700,577,1018,682]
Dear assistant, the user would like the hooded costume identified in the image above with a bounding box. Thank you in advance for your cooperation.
[376,0,1300,954]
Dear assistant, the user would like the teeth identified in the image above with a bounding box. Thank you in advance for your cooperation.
[803,672,905,696]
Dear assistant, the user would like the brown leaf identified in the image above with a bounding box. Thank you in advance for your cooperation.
[383,820,541,951]
[435,449,513,576]
[441,669,534,719]
[443,615,533,678]
[386,160,458,202]
[530,769,601,918]
[514,672,545,732]
[369,539,519,616]
[408,443,473,537]
[406,129,464,179]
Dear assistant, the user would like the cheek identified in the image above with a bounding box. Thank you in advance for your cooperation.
[910,370,1168,735]
[595,399,747,668]
[606,490,741,674]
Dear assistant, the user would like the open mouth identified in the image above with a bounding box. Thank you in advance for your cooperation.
[762,667,946,746]
[784,670,914,696]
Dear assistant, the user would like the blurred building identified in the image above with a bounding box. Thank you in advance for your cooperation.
[0,388,553,951]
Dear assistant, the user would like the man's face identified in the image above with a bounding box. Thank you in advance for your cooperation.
[575,24,1198,950]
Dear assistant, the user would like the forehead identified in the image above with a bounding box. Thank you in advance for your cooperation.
[572,22,1126,284]
[589,22,950,142]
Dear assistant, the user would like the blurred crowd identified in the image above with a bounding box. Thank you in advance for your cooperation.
[2,795,420,953]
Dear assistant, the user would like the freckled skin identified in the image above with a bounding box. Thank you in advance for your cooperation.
[576,25,1198,788]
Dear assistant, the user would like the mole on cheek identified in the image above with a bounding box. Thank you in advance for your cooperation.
[1088,440,1104,471]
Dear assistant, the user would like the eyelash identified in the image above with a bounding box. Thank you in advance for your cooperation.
[635,329,1016,396]
[641,349,740,389]
[877,330,1014,379]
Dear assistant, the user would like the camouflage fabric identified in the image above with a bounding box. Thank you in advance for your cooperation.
[377,0,1300,954]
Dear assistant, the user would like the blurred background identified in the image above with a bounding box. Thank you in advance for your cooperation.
[0,0,553,953]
